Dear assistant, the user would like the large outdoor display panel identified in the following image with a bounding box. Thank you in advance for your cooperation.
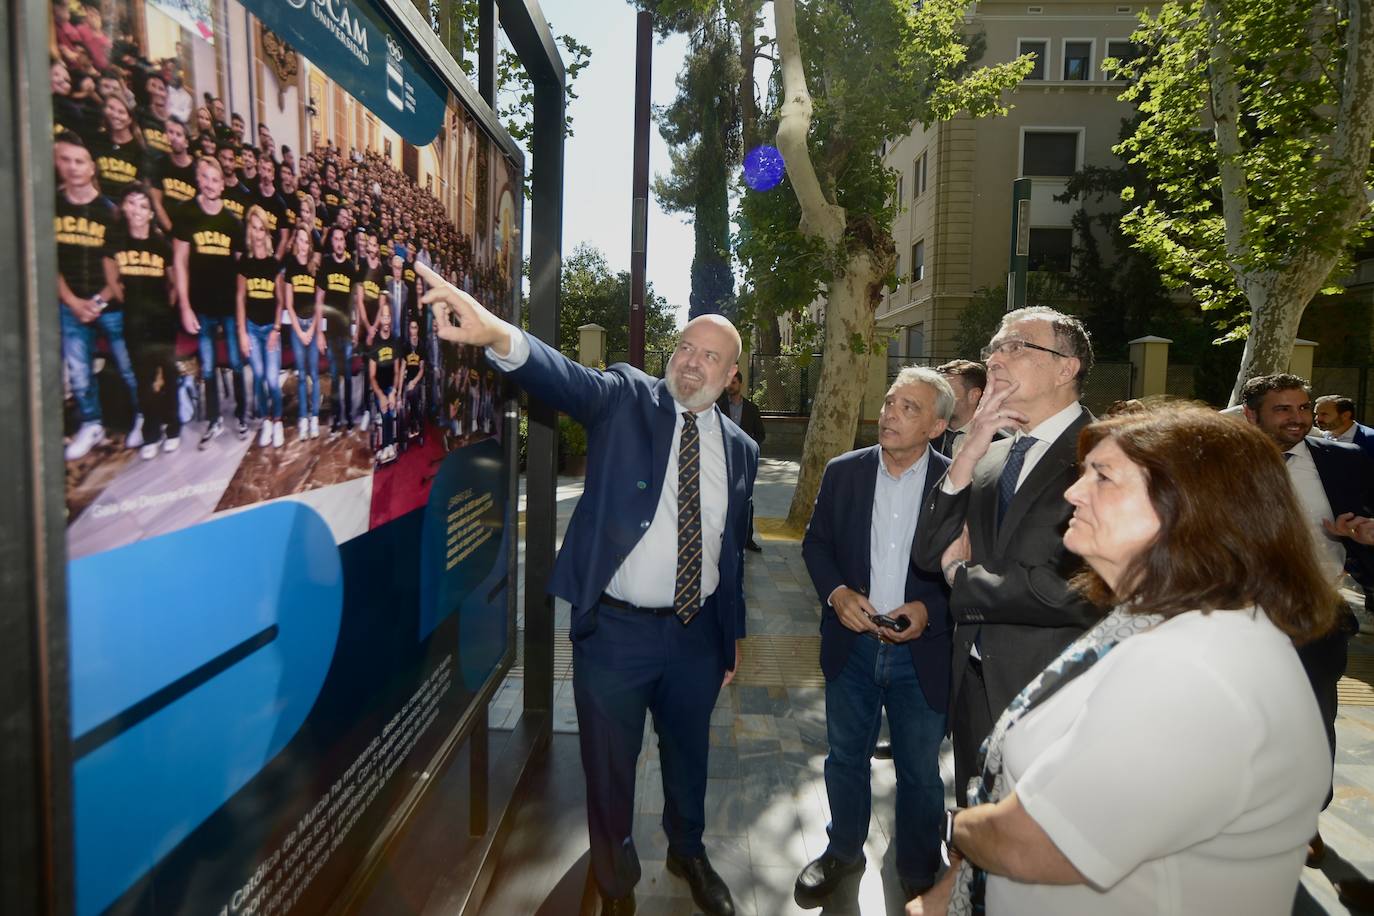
[50,1,522,913]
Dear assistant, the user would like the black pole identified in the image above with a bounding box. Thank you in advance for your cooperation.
[478,0,497,107]
[628,11,652,370]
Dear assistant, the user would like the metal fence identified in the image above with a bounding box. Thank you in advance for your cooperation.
[606,351,670,377]
[748,353,823,415]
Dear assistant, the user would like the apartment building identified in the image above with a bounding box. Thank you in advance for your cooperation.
[880,0,1160,359]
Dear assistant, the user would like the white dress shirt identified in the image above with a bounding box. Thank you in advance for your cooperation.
[1283,439,1346,582]
[868,448,931,615]
[488,328,730,608]
[941,401,1084,495]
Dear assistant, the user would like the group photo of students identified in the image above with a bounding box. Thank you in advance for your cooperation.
[52,0,522,559]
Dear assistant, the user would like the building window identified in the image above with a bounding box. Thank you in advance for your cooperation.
[913,151,928,198]
[1063,41,1093,80]
[1028,227,1073,273]
[895,253,903,283]
[1104,39,1137,77]
[911,239,925,282]
[896,174,904,204]
[906,323,926,358]
[1021,131,1079,177]
[1019,39,1048,80]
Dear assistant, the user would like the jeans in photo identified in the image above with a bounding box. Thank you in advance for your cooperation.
[823,634,947,888]
[245,319,283,420]
[61,302,138,423]
[289,317,321,419]
[197,313,245,422]
[325,333,353,425]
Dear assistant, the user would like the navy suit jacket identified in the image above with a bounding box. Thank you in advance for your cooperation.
[802,446,954,713]
[1307,436,1374,586]
[504,334,760,665]
[1347,422,1374,461]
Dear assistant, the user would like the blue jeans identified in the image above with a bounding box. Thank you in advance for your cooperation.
[197,313,244,422]
[245,320,283,419]
[289,317,320,418]
[824,635,946,888]
[61,302,138,423]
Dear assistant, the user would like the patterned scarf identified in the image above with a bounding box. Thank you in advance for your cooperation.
[949,605,1166,915]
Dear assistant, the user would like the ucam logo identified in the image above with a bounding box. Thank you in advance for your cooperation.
[308,0,371,65]
[386,33,403,64]
[286,0,307,9]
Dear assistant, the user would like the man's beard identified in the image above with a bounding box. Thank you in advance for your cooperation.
[665,371,722,412]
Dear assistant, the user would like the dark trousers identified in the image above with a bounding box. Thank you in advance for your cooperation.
[572,598,726,899]
[951,655,995,808]
[823,635,946,886]
[1298,608,1357,810]
[130,340,181,442]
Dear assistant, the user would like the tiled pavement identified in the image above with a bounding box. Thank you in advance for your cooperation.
[489,458,1374,915]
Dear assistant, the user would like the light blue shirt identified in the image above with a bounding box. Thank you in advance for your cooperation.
[868,446,930,615]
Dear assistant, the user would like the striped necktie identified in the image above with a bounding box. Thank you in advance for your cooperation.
[674,411,703,624]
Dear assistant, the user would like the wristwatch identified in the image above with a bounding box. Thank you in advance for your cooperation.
[940,808,961,868]
[90,293,108,313]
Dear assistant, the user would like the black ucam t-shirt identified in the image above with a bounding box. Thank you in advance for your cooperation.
[284,254,317,321]
[111,230,174,339]
[251,187,289,239]
[318,253,355,338]
[175,204,242,318]
[92,136,145,200]
[403,346,424,384]
[368,335,399,389]
[238,255,281,327]
[55,192,118,300]
[153,156,198,214]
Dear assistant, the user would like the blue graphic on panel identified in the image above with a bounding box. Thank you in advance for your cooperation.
[239,0,448,146]
[419,438,507,688]
[68,503,344,916]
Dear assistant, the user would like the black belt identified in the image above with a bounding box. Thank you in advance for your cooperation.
[599,593,677,617]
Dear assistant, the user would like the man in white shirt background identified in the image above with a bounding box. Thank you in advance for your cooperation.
[1315,393,1374,459]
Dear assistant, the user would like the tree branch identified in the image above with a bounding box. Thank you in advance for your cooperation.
[1204,0,1251,290]
[772,0,846,245]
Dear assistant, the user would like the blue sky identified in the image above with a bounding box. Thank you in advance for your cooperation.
[524,0,696,325]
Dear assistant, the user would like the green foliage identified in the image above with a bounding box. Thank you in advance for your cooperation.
[954,286,1011,359]
[737,0,1032,333]
[559,243,680,355]
[558,414,588,458]
[1114,0,1374,329]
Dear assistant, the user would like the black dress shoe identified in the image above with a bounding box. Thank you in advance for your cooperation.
[872,739,893,760]
[746,539,763,553]
[666,851,735,915]
[600,892,635,916]
[795,851,865,900]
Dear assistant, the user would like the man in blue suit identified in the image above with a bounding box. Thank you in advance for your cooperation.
[796,367,955,905]
[418,264,758,916]
[1243,373,1374,866]
[1315,394,1374,459]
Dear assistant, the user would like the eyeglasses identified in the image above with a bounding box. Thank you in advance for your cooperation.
[980,338,1072,361]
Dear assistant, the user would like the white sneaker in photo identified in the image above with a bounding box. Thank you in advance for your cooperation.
[139,441,160,460]
[257,420,272,447]
[237,418,251,440]
[360,410,371,431]
[272,420,284,448]
[125,414,145,449]
[199,418,224,450]
[309,416,320,439]
[65,422,105,461]
[163,436,181,453]
[298,418,309,439]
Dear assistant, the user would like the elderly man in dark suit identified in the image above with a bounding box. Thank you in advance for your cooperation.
[419,264,758,916]
[913,306,1098,804]
[796,366,955,905]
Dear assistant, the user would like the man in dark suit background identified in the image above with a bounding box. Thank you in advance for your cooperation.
[718,369,765,551]
[914,306,1099,803]
[932,359,986,459]
[419,263,758,916]
[1315,393,1374,459]
[795,367,954,905]
[1242,373,1374,867]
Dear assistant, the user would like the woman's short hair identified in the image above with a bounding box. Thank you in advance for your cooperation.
[1073,405,1340,644]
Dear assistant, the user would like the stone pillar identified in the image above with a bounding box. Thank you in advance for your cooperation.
[1127,335,1172,398]
[577,323,607,367]
[1289,338,1318,381]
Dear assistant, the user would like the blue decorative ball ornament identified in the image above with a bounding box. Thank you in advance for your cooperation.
[743,145,786,191]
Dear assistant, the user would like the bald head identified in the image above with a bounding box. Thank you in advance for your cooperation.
[667,314,742,411]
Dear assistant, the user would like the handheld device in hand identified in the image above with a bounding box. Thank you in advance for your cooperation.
[873,613,910,633]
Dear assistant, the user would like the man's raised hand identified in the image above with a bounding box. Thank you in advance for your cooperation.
[416,261,513,357]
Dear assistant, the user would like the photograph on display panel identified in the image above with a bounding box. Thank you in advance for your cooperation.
[52,2,523,915]
[55,0,521,558]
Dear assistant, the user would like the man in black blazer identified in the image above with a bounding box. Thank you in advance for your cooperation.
[419,264,757,916]
[913,307,1099,803]
[796,367,955,904]
[1242,373,1374,864]
[718,370,766,551]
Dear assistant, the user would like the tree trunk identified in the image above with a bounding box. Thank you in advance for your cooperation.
[784,250,885,528]
[1227,255,1332,404]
